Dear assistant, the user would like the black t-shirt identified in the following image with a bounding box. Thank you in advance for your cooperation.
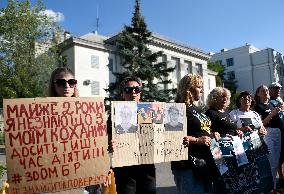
[254,102,283,128]
[205,108,237,136]
[186,105,211,137]
[171,105,216,173]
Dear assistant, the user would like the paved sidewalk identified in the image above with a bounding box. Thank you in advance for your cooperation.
[156,162,177,194]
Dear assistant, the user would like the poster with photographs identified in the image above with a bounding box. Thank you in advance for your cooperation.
[211,131,273,193]
[111,102,187,167]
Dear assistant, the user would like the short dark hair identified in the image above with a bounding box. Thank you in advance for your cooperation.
[236,91,255,108]
[120,76,142,94]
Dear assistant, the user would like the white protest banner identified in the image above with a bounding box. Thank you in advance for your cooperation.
[210,132,273,193]
[4,97,110,194]
[111,101,188,167]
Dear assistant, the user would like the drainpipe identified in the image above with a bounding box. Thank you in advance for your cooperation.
[250,53,255,92]
[268,49,272,83]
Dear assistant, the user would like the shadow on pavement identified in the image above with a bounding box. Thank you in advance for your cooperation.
[157,186,177,194]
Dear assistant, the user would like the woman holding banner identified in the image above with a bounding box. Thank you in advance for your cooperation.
[108,76,156,194]
[229,91,273,193]
[49,67,107,194]
[171,74,219,194]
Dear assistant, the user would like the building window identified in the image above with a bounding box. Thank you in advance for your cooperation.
[226,71,235,79]
[171,57,180,81]
[185,60,192,74]
[108,58,113,72]
[91,81,100,95]
[226,58,234,67]
[91,55,99,68]
[196,63,203,75]
[208,78,211,90]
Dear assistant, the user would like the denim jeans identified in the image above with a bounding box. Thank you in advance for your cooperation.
[264,127,281,189]
[172,169,206,194]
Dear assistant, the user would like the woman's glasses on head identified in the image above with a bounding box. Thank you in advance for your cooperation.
[241,95,252,100]
[54,79,77,88]
[123,86,141,94]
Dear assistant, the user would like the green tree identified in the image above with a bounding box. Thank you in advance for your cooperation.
[207,61,225,86]
[208,60,238,94]
[0,0,62,107]
[107,0,175,102]
[208,60,239,110]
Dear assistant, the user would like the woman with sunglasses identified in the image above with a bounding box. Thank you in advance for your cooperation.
[108,76,156,194]
[49,67,105,194]
[48,67,79,97]
[171,74,219,194]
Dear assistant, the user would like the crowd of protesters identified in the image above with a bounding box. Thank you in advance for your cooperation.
[4,68,283,194]
[51,68,283,194]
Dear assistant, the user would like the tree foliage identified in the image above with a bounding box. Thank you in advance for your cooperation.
[208,60,238,94]
[207,61,225,87]
[106,0,175,102]
[0,0,62,107]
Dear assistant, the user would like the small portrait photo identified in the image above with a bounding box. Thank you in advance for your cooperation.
[164,103,184,131]
[151,102,164,124]
[114,102,138,134]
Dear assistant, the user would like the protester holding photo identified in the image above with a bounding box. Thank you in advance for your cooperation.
[254,85,282,190]
[109,77,156,194]
[229,91,277,193]
[171,74,219,194]
[205,87,237,137]
[229,91,267,136]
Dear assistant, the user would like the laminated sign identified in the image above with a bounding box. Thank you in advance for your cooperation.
[210,130,273,194]
[3,97,110,194]
[111,101,188,167]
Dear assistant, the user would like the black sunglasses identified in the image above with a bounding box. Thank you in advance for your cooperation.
[123,86,142,94]
[54,79,77,88]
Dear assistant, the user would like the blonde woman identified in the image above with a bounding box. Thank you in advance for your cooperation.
[171,74,219,194]
[205,87,237,137]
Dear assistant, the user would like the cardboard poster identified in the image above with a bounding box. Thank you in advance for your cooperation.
[111,102,188,168]
[3,97,110,194]
[211,131,273,194]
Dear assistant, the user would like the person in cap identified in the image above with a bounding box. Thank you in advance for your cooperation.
[269,82,284,190]
[254,85,282,190]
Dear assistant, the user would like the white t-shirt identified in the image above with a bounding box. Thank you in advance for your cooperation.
[229,109,263,129]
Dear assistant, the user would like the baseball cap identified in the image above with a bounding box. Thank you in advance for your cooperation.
[269,82,282,88]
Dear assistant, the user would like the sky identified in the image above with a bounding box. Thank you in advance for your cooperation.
[2,0,284,54]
